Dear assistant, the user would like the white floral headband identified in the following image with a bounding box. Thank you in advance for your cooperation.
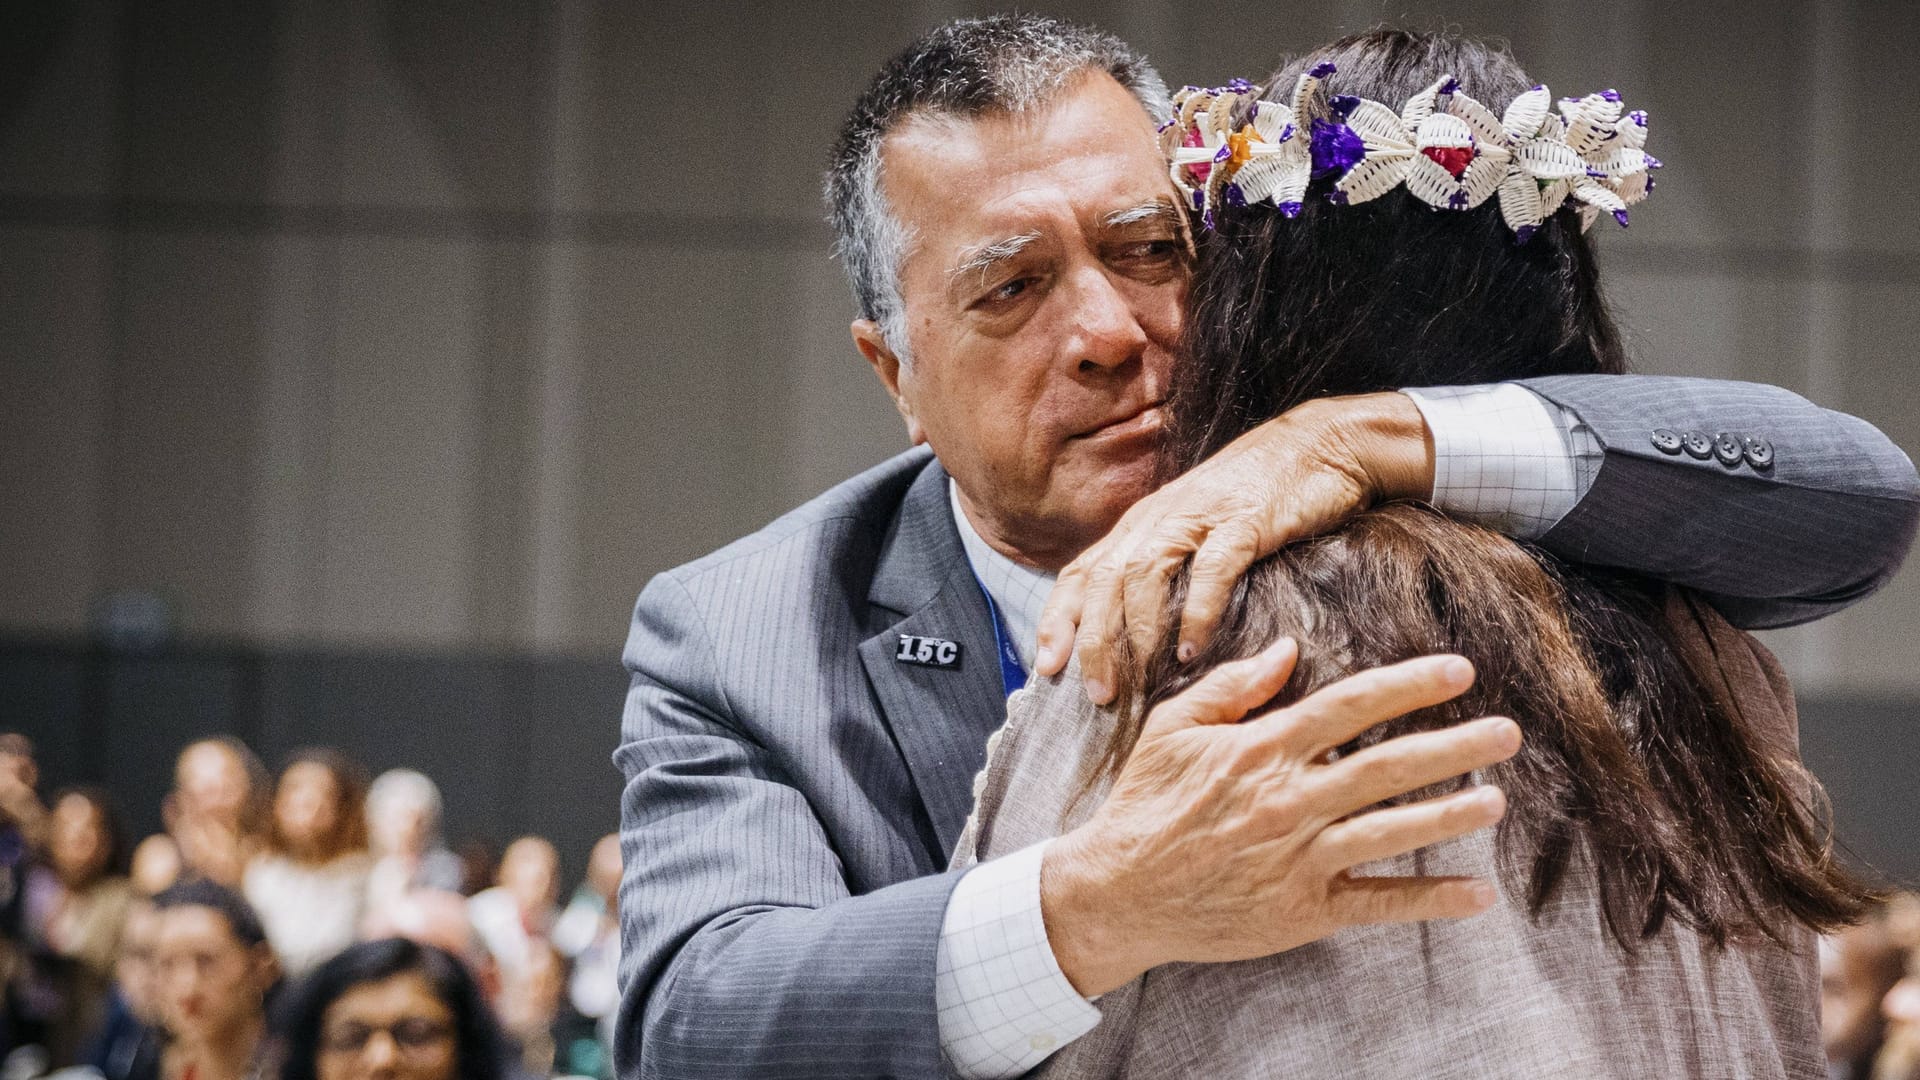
[1158,62,1661,240]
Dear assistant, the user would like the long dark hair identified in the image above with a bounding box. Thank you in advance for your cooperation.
[1140,30,1874,949]
[274,938,506,1080]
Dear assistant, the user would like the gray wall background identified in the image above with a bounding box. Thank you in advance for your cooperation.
[1,0,1917,878]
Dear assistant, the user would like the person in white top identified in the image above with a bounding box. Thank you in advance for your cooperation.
[241,749,372,979]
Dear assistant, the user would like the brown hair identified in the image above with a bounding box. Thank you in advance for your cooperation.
[267,748,370,863]
[1105,506,1870,949]
[1114,29,1877,950]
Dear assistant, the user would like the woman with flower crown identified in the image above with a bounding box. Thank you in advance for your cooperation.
[954,30,1862,1078]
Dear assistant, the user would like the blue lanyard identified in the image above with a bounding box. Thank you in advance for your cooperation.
[973,575,1029,698]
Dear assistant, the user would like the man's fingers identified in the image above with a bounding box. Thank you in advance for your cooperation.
[1036,564,1090,677]
[1314,716,1521,820]
[1144,636,1298,736]
[1328,873,1500,927]
[1119,536,1199,674]
[1176,520,1261,663]
[1264,654,1478,754]
[1074,554,1130,704]
[1313,784,1507,869]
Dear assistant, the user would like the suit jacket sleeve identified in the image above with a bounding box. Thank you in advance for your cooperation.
[613,572,961,1079]
[1518,374,1920,628]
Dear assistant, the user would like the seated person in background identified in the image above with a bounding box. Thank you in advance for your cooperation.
[143,879,277,1080]
[1822,902,1912,1080]
[22,787,134,1066]
[467,837,558,985]
[957,31,1879,1078]
[274,937,509,1080]
[243,749,373,979]
[468,837,561,1074]
[135,738,270,892]
[551,835,620,1080]
[86,896,162,1080]
[1875,898,1920,1080]
[365,769,465,914]
[361,888,489,979]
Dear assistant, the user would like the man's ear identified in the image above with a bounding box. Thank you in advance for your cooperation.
[851,319,926,445]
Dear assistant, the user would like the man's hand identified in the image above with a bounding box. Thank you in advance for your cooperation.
[1040,642,1516,997]
[1035,392,1434,704]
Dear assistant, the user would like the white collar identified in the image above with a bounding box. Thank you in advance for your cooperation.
[948,479,1056,671]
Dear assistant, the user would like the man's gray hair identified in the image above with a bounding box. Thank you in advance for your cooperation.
[825,15,1171,364]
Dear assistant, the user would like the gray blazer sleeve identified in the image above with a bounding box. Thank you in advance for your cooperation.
[1517,374,1920,628]
[613,573,961,1079]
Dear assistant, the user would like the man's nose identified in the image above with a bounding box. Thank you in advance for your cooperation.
[1060,266,1150,375]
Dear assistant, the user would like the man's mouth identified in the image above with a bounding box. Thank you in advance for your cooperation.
[1075,402,1166,442]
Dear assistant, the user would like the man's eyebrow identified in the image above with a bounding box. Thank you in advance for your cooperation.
[1102,200,1183,230]
[947,232,1043,283]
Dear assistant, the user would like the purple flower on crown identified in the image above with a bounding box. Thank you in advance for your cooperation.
[1309,119,1367,179]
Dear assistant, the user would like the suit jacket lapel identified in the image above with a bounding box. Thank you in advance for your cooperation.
[859,459,1009,857]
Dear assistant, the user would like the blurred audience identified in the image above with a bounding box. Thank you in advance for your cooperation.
[549,835,619,1080]
[1825,902,1912,1079]
[365,771,464,914]
[243,751,372,979]
[145,879,278,1080]
[450,840,498,901]
[0,729,619,1079]
[466,839,557,985]
[19,787,133,1064]
[467,839,561,1079]
[136,739,270,891]
[85,896,161,1080]
[0,736,49,1059]
[274,937,509,1080]
[18,723,1910,1080]
[359,890,500,1011]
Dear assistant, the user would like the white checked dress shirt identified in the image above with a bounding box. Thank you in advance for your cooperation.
[934,383,1600,1077]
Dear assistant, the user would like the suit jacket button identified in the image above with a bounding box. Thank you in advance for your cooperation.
[1681,431,1714,459]
[1713,432,1744,467]
[1650,429,1683,454]
[1743,435,1774,469]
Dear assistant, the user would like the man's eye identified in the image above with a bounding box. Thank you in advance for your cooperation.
[1123,239,1179,260]
[985,278,1031,304]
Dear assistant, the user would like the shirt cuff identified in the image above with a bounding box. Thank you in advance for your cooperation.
[1402,384,1582,540]
[935,840,1102,1079]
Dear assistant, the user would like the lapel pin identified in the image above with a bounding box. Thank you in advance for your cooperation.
[895,634,962,669]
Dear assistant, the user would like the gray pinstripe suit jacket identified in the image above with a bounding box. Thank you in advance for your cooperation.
[614,375,1919,1080]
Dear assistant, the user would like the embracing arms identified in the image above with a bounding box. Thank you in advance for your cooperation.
[617,572,1520,1078]
[1039,375,1920,696]
[1520,374,1920,627]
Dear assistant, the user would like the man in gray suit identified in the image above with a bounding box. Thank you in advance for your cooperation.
[615,15,1920,1079]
